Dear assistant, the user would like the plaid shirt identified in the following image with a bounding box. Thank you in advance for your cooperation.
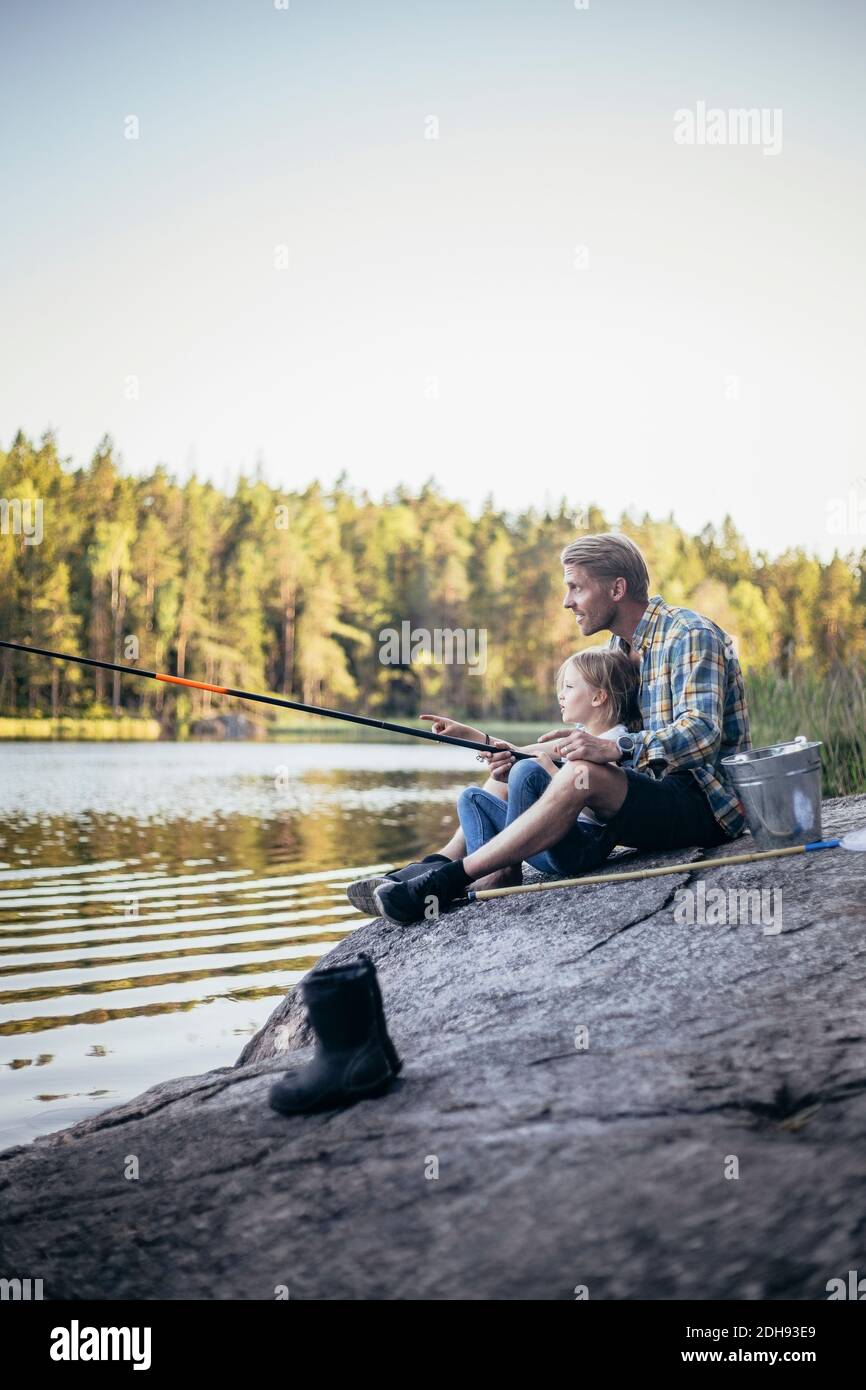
[608,594,751,837]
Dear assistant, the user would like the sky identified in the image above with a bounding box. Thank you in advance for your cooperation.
[1,0,865,560]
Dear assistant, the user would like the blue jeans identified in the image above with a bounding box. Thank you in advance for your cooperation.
[456,758,614,877]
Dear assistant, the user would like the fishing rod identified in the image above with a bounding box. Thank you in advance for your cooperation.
[466,827,866,899]
[0,638,538,760]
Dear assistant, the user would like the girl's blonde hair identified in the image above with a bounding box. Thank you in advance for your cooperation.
[555,646,642,732]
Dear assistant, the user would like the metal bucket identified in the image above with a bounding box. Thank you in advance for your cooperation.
[721,735,823,850]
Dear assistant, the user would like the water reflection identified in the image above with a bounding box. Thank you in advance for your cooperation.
[0,741,479,1147]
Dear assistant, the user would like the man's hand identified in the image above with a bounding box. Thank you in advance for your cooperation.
[556,731,623,764]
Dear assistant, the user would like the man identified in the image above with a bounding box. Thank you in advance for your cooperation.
[359,531,751,925]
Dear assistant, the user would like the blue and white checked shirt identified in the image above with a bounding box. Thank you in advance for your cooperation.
[608,594,751,837]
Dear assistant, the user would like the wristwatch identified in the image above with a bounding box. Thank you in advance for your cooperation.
[615,734,635,764]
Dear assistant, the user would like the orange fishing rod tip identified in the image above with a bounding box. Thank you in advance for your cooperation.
[155,673,230,694]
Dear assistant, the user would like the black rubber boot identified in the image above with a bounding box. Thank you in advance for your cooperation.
[357,951,402,1076]
[269,956,401,1115]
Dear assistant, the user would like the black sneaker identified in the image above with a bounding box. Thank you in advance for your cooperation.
[346,855,450,915]
[374,859,469,925]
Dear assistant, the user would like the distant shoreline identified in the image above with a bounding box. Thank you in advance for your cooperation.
[0,717,162,741]
[0,718,543,744]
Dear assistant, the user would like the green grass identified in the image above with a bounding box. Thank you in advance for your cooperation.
[0,717,161,741]
[747,667,866,798]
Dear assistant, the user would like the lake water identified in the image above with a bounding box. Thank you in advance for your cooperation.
[0,741,482,1149]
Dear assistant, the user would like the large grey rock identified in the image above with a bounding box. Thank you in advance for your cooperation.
[2,795,865,1300]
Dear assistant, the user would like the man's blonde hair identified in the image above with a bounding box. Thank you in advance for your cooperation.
[560,532,650,603]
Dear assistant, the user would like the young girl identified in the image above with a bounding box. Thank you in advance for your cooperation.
[445,646,641,878]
